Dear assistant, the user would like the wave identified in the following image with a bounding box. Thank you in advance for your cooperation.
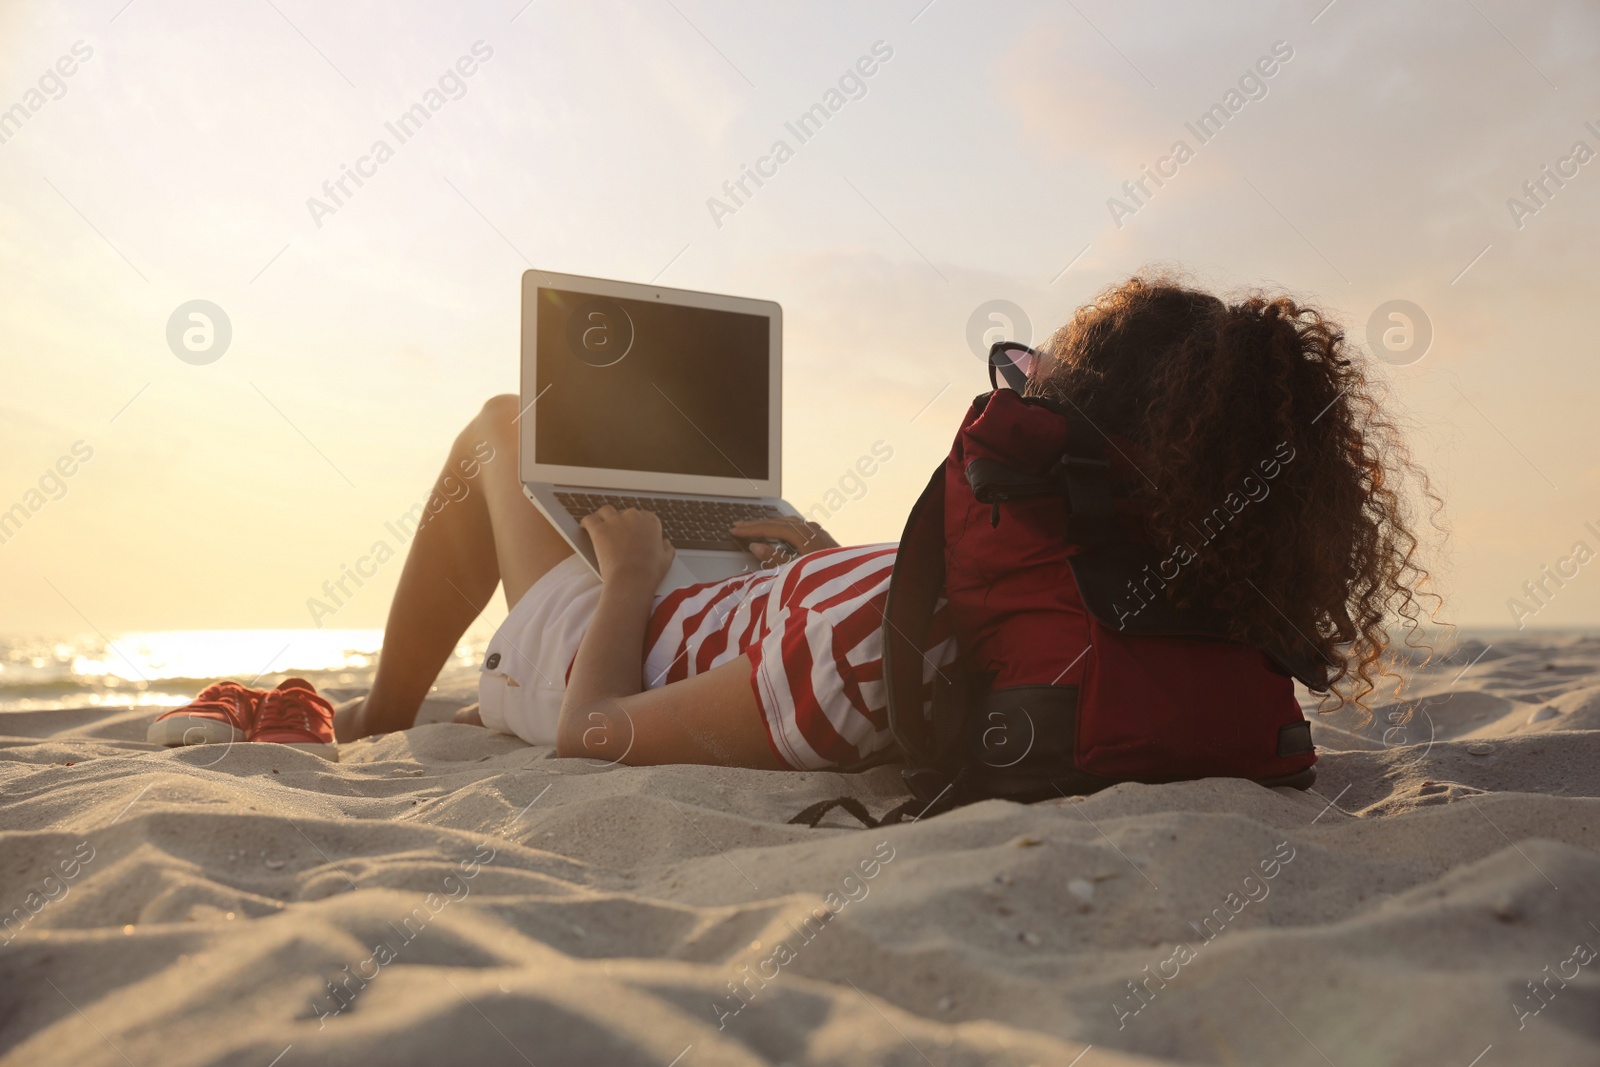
[0,629,487,712]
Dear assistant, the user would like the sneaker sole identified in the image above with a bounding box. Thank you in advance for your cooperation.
[147,717,247,747]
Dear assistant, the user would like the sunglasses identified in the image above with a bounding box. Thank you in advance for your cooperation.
[987,340,1042,392]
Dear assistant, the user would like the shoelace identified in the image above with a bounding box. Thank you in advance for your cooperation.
[187,683,258,730]
[256,688,326,734]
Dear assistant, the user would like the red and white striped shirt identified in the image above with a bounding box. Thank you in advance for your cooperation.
[641,544,955,770]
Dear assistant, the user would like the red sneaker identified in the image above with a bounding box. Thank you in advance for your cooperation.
[250,677,338,761]
[147,681,264,747]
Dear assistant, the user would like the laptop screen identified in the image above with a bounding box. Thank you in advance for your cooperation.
[533,286,771,481]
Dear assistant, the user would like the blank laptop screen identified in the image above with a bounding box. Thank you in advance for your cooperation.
[533,287,770,480]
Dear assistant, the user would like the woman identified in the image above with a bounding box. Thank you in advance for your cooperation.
[151,275,1438,766]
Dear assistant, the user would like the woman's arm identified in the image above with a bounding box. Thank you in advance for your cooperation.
[555,506,785,769]
[556,506,662,727]
[562,655,784,768]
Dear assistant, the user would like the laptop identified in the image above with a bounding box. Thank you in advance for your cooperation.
[519,269,803,595]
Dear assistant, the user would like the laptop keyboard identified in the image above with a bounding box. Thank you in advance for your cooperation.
[554,492,784,552]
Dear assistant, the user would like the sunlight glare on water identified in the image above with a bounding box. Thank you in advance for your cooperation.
[0,628,489,712]
[76,629,386,684]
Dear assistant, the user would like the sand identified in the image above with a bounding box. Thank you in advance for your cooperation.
[3,633,1599,1066]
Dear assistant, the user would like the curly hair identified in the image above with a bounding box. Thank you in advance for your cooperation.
[1028,274,1444,719]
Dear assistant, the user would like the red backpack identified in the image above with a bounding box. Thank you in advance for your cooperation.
[871,386,1327,818]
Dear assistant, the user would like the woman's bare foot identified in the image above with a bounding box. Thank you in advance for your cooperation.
[332,697,365,743]
[452,703,484,727]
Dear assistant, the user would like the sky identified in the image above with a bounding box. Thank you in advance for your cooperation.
[1,0,1597,641]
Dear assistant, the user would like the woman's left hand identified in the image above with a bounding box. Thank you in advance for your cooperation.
[729,517,839,565]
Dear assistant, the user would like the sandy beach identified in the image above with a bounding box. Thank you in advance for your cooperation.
[4,0,1596,1061]
[1,632,1597,1066]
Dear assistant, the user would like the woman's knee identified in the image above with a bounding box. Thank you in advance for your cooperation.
[446,395,520,497]
[461,394,519,452]
[479,393,521,433]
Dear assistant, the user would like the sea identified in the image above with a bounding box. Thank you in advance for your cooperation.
[0,629,490,712]
[3,625,1592,714]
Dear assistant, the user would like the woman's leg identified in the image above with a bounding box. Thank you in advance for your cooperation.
[337,395,573,740]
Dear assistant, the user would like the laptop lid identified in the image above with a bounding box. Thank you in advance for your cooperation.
[520,270,783,498]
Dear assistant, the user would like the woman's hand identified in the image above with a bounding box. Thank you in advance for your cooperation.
[581,505,676,588]
[729,517,839,566]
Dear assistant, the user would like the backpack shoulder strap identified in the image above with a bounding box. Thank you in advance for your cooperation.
[883,464,948,768]
[1054,417,1118,546]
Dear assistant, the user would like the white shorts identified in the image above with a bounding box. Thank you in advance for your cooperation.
[477,554,602,745]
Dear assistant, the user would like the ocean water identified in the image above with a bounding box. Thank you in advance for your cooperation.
[5,625,1592,715]
[0,629,489,712]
